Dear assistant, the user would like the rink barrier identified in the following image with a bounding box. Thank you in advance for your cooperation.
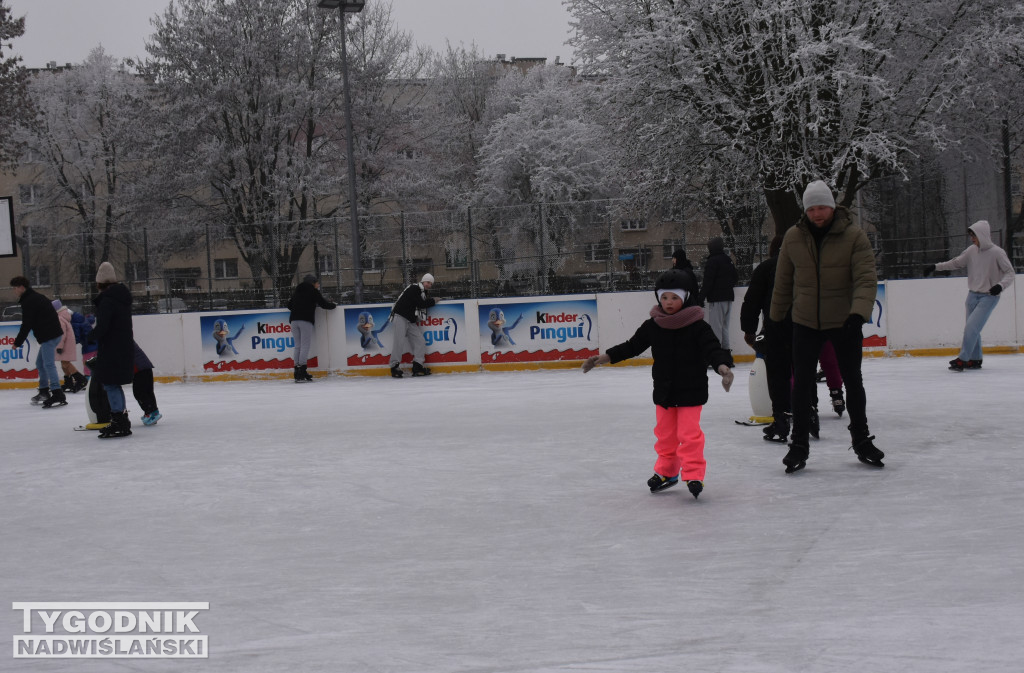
[1,275,1020,387]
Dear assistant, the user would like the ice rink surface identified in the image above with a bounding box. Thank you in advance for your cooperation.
[3,354,1024,672]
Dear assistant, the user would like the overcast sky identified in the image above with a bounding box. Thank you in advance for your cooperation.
[6,0,576,69]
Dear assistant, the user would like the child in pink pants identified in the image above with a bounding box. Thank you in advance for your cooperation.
[583,269,735,499]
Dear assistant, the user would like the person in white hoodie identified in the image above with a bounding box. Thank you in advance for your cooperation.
[924,220,1015,371]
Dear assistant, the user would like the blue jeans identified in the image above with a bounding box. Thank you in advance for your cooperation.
[959,291,1000,361]
[104,384,126,413]
[36,336,62,390]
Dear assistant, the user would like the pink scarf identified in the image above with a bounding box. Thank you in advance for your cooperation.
[649,304,704,329]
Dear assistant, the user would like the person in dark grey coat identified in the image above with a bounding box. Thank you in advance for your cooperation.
[10,275,66,407]
[286,274,336,382]
[699,237,738,352]
[89,262,135,438]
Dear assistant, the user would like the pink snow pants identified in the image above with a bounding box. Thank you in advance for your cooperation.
[653,405,706,481]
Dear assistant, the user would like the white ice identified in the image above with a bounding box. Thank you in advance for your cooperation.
[3,355,1024,673]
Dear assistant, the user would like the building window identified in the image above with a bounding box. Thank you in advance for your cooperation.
[22,223,50,245]
[584,239,611,263]
[362,255,385,272]
[19,184,40,205]
[214,258,238,280]
[618,247,653,269]
[411,258,433,276]
[620,218,646,232]
[317,255,335,277]
[78,264,94,285]
[397,148,420,161]
[445,248,467,269]
[128,261,149,282]
[662,239,685,259]
[29,265,50,287]
[165,267,202,291]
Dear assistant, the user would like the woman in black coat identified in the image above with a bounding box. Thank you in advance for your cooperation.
[89,262,135,437]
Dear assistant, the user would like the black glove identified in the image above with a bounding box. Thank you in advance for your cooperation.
[844,314,865,331]
[56,348,63,354]
[990,284,1002,296]
[922,264,936,277]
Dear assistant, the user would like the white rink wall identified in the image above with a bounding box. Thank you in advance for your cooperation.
[2,275,1021,384]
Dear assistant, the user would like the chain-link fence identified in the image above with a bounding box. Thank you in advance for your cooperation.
[6,195,1021,315]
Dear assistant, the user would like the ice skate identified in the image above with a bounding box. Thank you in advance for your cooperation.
[390,364,403,378]
[41,389,68,408]
[411,362,432,377]
[966,359,982,370]
[809,406,820,439]
[829,388,845,417]
[851,435,885,467]
[98,412,132,439]
[948,358,966,372]
[783,443,809,474]
[647,473,679,493]
[686,480,703,499]
[30,387,50,405]
[762,415,790,443]
[142,409,162,426]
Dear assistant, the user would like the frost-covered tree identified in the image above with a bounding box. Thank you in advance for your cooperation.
[15,48,155,292]
[0,0,30,166]
[567,0,1022,235]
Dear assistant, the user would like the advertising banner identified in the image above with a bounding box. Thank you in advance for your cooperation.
[479,298,598,363]
[0,323,35,379]
[343,303,468,367]
[198,310,310,373]
[864,283,887,348]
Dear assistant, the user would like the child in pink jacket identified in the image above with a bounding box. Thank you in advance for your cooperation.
[53,300,88,393]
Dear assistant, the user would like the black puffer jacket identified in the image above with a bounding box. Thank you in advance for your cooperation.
[287,281,336,324]
[391,283,436,323]
[14,287,62,348]
[607,314,732,408]
[700,238,738,303]
[90,283,134,385]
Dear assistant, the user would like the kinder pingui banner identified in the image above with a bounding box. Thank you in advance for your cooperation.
[480,299,598,363]
[0,324,35,380]
[344,303,467,367]
[864,283,887,348]
[199,310,310,372]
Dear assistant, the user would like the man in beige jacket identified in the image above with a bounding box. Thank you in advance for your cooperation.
[770,180,884,473]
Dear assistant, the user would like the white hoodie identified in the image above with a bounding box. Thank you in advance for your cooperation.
[934,220,1015,294]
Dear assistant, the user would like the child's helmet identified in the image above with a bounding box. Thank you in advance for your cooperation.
[655,269,696,294]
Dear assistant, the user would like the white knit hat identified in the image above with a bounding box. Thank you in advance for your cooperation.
[96,261,117,284]
[421,273,435,284]
[802,180,836,210]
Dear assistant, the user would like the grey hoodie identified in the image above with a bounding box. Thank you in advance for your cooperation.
[935,220,1015,294]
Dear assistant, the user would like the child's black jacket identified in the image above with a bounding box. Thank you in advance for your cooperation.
[607,318,732,407]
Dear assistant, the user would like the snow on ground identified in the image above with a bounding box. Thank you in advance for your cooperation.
[3,354,1024,672]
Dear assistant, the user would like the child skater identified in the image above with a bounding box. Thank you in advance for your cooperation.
[582,269,735,499]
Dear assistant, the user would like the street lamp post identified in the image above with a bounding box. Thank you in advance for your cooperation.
[318,0,365,303]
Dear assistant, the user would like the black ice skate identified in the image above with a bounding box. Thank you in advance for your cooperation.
[783,443,809,474]
[30,387,50,405]
[390,364,404,378]
[829,388,845,417]
[411,362,432,377]
[809,406,820,439]
[966,359,982,370]
[948,358,966,372]
[42,389,68,408]
[763,415,790,443]
[851,435,885,467]
[98,411,132,439]
[647,473,679,493]
[686,480,703,499]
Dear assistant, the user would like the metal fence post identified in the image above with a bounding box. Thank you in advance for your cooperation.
[205,221,213,310]
[400,210,409,286]
[467,206,476,298]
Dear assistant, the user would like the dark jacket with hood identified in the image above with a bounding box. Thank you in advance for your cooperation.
[607,271,732,408]
[740,255,778,336]
[89,283,134,385]
[700,238,738,303]
[14,287,63,348]
[287,281,336,324]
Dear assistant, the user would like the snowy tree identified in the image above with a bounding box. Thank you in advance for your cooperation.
[567,0,1023,235]
[15,48,155,295]
[0,0,30,166]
